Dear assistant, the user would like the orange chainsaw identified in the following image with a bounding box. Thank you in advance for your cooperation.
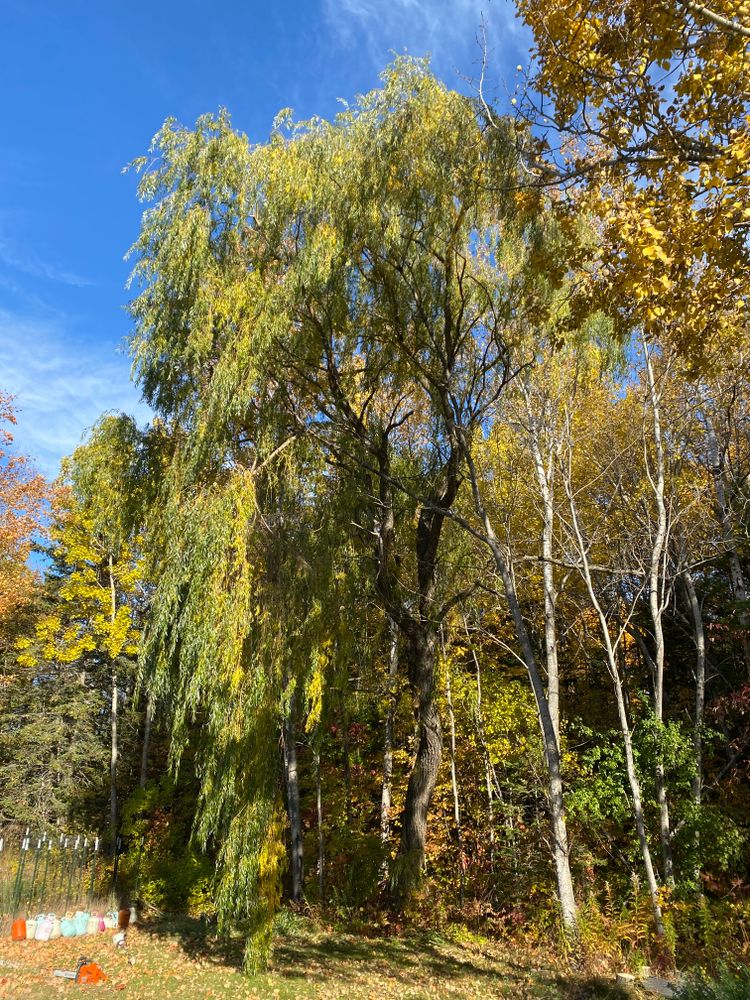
[53,955,108,985]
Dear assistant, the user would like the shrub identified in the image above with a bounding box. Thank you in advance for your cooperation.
[674,964,750,999]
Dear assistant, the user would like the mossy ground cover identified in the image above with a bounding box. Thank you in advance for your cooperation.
[0,916,633,999]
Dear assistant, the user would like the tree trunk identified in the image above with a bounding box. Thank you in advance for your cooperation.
[443,630,464,904]
[110,666,118,846]
[542,516,560,741]
[527,416,582,919]
[566,473,666,936]
[108,556,118,848]
[462,447,578,935]
[523,386,561,741]
[373,431,458,901]
[380,617,398,853]
[629,625,675,886]
[315,742,324,899]
[655,749,673,884]
[341,695,353,827]
[683,567,706,887]
[463,615,495,868]
[644,345,674,885]
[612,666,666,936]
[283,690,303,902]
[396,630,442,892]
[477,528,577,933]
[583,603,666,934]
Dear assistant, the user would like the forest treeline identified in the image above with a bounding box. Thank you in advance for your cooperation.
[1,0,749,975]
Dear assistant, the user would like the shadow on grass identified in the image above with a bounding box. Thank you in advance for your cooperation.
[140,913,245,969]
[545,982,635,999]
[138,914,635,998]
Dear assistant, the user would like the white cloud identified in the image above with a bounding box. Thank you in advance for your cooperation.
[323,0,523,74]
[0,307,149,478]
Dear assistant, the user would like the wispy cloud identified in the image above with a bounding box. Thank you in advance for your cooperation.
[0,239,94,288]
[0,307,149,478]
[323,0,524,75]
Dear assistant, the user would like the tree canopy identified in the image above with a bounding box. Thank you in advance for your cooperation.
[3,32,750,985]
[517,0,750,362]
[0,394,51,623]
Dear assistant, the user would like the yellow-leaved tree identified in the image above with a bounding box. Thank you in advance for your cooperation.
[17,419,145,846]
[515,0,750,362]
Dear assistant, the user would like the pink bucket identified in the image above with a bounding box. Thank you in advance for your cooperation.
[34,915,53,941]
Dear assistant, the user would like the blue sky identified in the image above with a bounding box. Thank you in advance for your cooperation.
[1,0,529,478]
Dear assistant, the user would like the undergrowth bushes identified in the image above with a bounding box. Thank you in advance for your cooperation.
[119,776,217,918]
[674,965,750,999]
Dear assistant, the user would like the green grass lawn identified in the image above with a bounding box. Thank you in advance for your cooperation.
[0,916,633,999]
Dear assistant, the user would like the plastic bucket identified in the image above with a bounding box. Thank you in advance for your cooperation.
[60,917,76,938]
[35,916,53,941]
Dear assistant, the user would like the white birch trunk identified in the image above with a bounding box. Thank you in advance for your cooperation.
[522,382,561,741]
[565,462,666,936]
[462,443,578,935]
[644,345,674,885]
[108,555,118,847]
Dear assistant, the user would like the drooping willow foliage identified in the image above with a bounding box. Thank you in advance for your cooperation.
[135,447,368,965]
[118,57,561,965]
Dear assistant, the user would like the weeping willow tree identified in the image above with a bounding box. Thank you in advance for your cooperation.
[126,426,367,967]
[122,57,536,964]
